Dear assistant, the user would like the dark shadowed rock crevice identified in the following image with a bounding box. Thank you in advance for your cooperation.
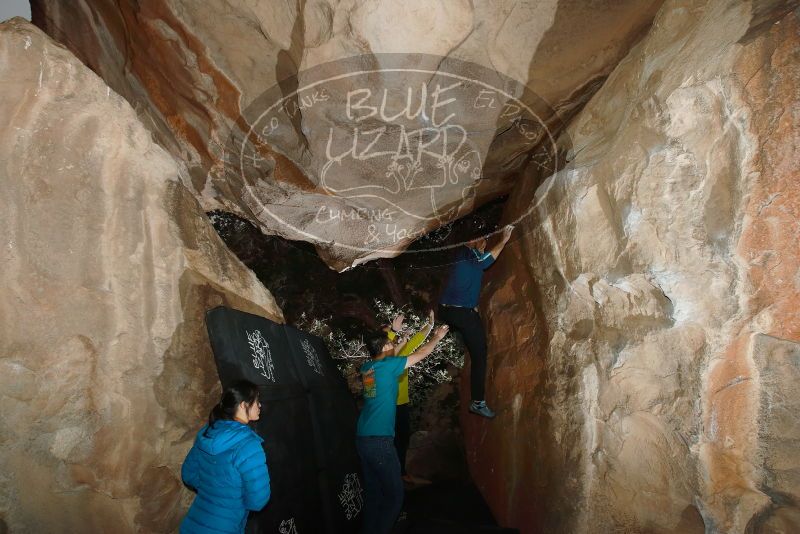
[207,195,508,328]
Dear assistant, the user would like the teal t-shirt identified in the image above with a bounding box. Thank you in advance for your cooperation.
[356,356,407,437]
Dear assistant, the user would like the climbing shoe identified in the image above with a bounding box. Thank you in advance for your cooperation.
[469,400,496,418]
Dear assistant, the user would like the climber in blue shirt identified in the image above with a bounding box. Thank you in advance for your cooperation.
[181,380,270,534]
[439,224,514,418]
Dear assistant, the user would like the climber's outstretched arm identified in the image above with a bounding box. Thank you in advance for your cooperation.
[488,225,514,260]
[405,325,449,368]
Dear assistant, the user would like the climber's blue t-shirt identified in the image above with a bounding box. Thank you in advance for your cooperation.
[357,356,407,437]
[439,247,495,308]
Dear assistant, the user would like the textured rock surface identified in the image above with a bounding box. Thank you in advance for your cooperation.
[466,1,800,533]
[31,0,663,269]
[0,20,281,533]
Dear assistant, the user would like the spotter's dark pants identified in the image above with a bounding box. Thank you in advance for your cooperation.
[356,436,403,534]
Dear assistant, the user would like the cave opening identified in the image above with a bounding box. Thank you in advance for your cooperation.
[209,196,513,531]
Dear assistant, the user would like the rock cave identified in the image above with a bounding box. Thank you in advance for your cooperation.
[1,0,798,533]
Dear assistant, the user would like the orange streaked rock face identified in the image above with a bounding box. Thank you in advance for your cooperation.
[466,2,800,532]
[31,0,663,269]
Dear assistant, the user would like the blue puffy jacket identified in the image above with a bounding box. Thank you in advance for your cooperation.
[180,420,271,533]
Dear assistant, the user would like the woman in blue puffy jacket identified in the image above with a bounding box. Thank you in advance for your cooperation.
[181,380,271,533]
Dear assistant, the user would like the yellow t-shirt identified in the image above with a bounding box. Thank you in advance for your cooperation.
[396,370,410,405]
[387,324,433,405]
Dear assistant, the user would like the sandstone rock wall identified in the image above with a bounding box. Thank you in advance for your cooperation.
[0,20,282,533]
[31,0,663,268]
[467,1,800,532]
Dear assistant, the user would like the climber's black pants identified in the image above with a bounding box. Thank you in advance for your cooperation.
[438,305,488,401]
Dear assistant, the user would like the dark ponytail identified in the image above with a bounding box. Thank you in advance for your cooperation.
[205,379,260,435]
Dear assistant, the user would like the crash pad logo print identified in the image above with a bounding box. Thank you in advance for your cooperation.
[338,472,363,519]
[301,338,324,376]
[278,518,297,534]
[246,329,275,381]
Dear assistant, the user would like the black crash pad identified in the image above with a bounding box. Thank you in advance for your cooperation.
[205,307,363,534]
